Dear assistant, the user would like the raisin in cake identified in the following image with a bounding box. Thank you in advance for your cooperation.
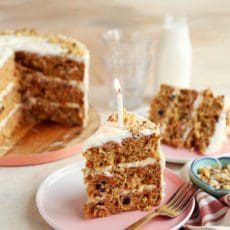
[82,110,165,218]
[0,29,89,155]
[150,84,230,154]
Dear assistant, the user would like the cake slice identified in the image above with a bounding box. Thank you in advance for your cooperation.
[82,110,165,218]
[150,84,230,154]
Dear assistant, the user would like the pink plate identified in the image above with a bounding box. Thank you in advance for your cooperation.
[162,138,230,164]
[36,160,195,230]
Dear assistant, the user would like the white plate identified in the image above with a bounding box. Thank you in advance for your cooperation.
[36,161,195,230]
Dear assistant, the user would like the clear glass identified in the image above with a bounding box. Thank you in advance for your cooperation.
[102,29,153,109]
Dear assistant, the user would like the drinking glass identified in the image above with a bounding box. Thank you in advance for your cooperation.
[102,29,153,109]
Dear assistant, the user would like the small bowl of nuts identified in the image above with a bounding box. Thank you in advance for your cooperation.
[190,156,230,197]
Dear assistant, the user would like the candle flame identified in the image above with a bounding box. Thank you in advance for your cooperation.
[114,78,121,93]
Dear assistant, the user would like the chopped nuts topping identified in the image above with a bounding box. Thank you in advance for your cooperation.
[0,28,88,57]
[197,164,230,190]
[108,109,159,136]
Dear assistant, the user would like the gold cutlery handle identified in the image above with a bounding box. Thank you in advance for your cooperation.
[125,210,159,230]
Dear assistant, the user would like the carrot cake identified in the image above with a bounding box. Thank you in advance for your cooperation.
[149,84,230,154]
[0,29,89,154]
[82,110,165,218]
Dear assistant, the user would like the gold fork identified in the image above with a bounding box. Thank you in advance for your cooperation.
[125,182,196,230]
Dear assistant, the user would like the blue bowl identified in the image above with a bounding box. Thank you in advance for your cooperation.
[190,156,230,197]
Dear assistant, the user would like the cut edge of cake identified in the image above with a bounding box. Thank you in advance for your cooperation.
[82,109,165,218]
[0,28,91,155]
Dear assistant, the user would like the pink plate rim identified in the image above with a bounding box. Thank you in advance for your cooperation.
[36,161,195,230]
[0,143,83,167]
[162,141,230,164]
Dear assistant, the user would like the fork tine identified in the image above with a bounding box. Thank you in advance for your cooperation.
[174,186,197,212]
[168,182,192,209]
[124,182,195,230]
[166,182,187,206]
[167,182,189,207]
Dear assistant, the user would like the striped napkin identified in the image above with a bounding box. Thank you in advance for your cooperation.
[180,162,230,230]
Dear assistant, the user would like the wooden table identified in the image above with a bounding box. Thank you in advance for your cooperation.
[0,1,230,229]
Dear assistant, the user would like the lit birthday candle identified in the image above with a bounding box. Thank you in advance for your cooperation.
[114,78,123,128]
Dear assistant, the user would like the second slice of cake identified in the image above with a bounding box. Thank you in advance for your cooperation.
[149,84,230,154]
[82,110,165,218]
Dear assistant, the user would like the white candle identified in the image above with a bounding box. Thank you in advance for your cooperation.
[114,78,123,128]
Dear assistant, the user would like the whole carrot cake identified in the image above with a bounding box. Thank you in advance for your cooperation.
[149,84,230,154]
[0,29,89,154]
[82,110,165,218]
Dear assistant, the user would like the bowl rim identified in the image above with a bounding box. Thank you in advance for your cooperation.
[190,156,230,193]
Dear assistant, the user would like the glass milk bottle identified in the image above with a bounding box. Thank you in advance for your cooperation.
[154,16,192,92]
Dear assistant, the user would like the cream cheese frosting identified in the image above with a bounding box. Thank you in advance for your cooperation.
[28,97,80,109]
[0,48,14,67]
[83,122,132,151]
[0,104,21,130]
[0,35,65,57]
[0,82,14,103]
[83,121,158,151]
[84,157,157,177]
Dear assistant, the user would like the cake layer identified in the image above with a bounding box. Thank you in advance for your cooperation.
[0,104,23,142]
[84,188,162,218]
[16,51,85,81]
[185,89,225,153]
[0,48,14,68]
[84,163,161,199]
[0,53,16,92]
[162,88,198,148]
[23,98,84,126]
[0,83,20,119]
[0,82,14,103]
[16,64,84,104]
[149,84,176,125]
[84,134,161,169]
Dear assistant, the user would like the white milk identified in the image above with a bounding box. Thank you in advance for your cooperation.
[154,16,192,92]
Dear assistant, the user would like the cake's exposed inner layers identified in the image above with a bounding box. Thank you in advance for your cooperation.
[0,29,90,148]
[15,55,85,126]
[150,84,228,154]
[0,53,24,145]
[15,51,85,81]
[185,90,225,153]
[83,110,164,218]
